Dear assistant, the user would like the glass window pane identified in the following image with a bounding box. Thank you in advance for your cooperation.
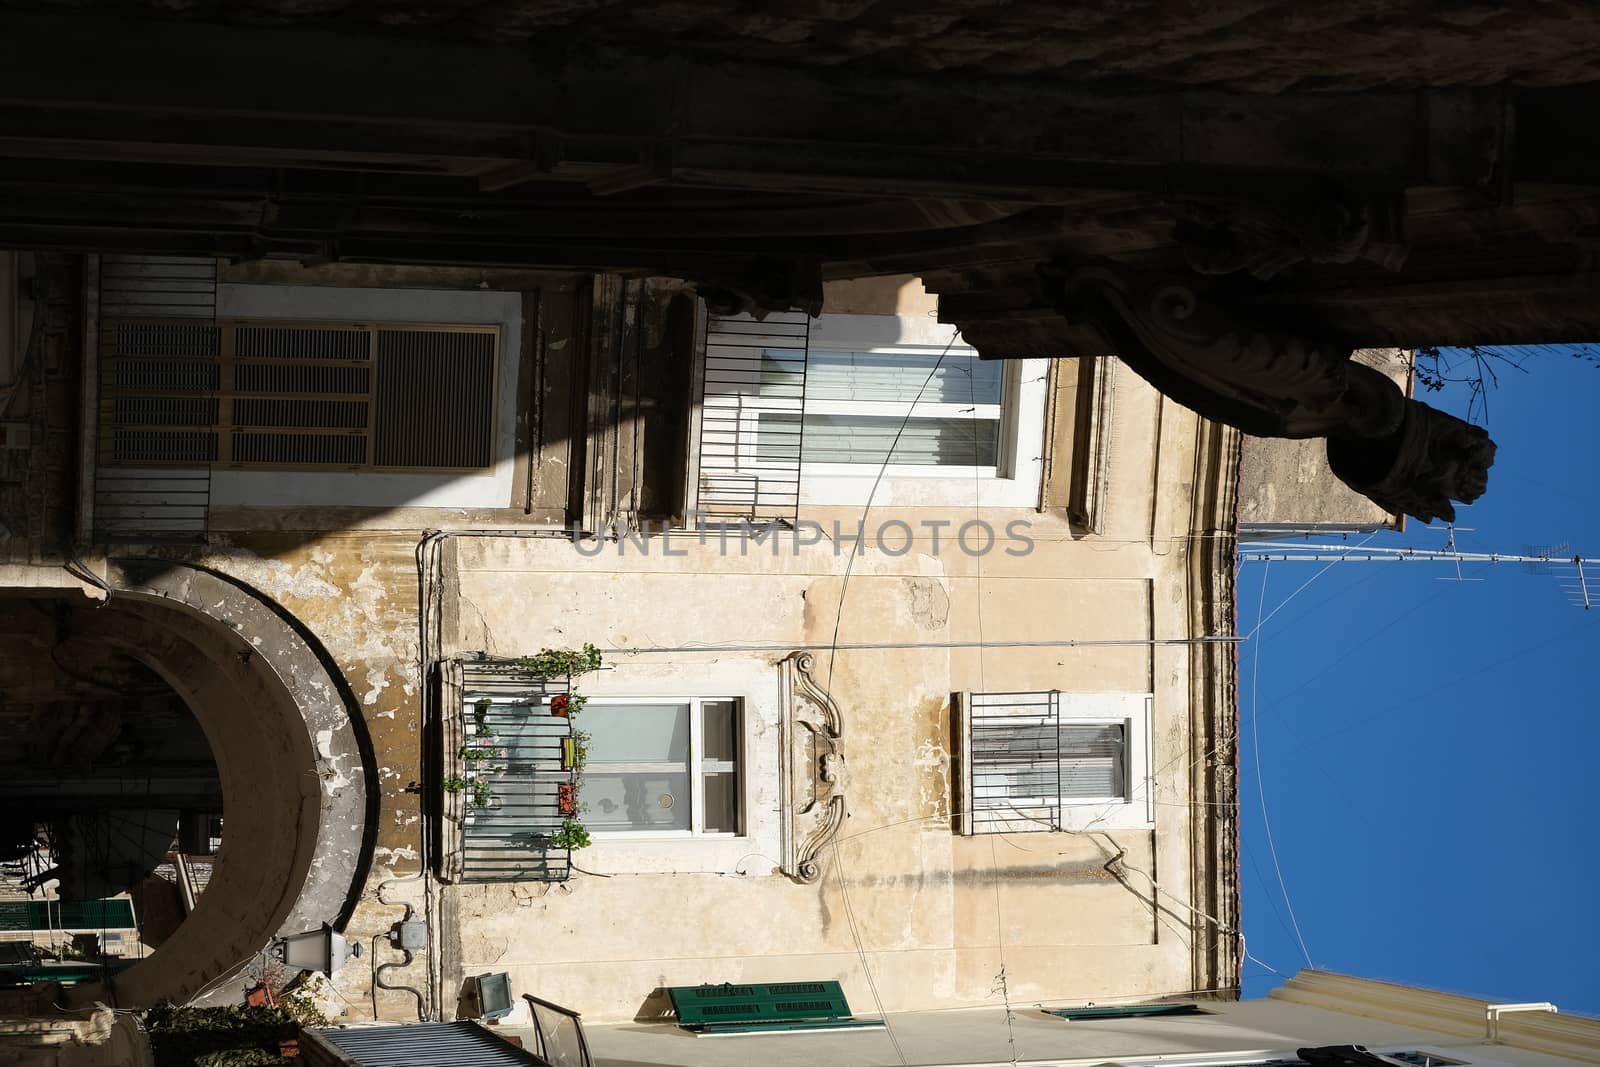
[803,350,1002,405]
[583,703,690,764]
[702,700,739,763]
[1059,723,1126,798]
[761,413,998,466]
[702,771,740,834]
[585,770,691,832]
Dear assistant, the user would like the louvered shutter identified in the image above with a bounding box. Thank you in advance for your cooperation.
[102,319,498,472]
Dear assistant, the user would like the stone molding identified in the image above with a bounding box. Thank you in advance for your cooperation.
[777,651,847,884]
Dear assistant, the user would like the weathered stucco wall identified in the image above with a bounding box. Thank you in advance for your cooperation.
[434,362,1221,1022]
[164,532,431,1018]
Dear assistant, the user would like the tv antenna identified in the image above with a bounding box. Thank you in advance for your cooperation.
[1238,527,1592,609]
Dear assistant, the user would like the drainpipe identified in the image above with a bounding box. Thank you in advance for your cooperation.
[1486,1002,1557,1040]
[413,526,571,1022]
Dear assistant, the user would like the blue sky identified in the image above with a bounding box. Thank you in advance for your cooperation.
[1237,347,1600,1014]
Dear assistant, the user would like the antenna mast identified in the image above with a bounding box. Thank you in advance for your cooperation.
[1239,532,1592,609]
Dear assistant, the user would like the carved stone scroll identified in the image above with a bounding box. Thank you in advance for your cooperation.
[1046,260,1495,523]
[778,651,847,884]
[1173,182,1408,280]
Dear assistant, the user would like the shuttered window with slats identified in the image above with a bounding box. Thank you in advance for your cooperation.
[100,319,498,472]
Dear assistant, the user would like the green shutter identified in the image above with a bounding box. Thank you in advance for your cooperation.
[669,982,881,1033]
[0,900,137,932]
[1045,1003,1205,1020]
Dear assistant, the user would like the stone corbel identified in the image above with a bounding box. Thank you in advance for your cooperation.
[778,652,847,884]
[1172,181,1408,280]
[1045,259,1494,523]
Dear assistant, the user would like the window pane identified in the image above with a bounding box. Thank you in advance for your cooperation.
[702,700,739,763]
[758,413,998,466]
[585,771,692,832]
[802,350,1002,405]
[583,703,690,764]
[755,412,803,464]
[702,771,740,834]
[1059,723,1126,798]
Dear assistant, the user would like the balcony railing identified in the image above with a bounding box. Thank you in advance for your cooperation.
[439,657,576,884]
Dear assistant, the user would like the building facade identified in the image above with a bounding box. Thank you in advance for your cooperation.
[0,253,1239,1026]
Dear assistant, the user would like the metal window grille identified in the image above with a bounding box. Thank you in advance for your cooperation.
[99,319,498,472]
[960,690,1129,835]
[692,311,808,525]
[309,1022,555,1067]
[440,658,576,884]
[93,255,220,540]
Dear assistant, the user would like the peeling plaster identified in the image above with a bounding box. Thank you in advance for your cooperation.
[362,667,390,706]
[374,846,420,863]
[914,737,951,820]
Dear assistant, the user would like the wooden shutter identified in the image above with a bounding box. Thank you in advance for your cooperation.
[101,320,222,465]
[668,981,855,1029]
[373,327,497,470]
[102,319,499,472]
[226,321,375,467]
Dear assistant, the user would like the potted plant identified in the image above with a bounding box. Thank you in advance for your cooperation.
[550,694,570,717]
[553,820,591,851]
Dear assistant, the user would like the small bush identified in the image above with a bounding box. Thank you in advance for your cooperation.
[144,1005,295,1067]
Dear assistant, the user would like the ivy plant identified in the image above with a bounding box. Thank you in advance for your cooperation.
[515,643,602,680]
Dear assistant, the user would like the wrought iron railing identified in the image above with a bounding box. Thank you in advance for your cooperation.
[692,311,809,525]
[961,690,1063,835]
[440,657,576,883]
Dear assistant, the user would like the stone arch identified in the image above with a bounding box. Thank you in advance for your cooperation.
[59,559,372,1007]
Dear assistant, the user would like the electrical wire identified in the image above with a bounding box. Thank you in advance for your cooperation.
[988,836,1019,1067]
[830,846,909,1066]
[817,326,968,1067]
[1244,533,1376,639]
[1247,563,1314,968]
[824,328,964,692]
[604,636,1238,655]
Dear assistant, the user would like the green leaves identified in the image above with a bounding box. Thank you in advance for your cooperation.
[514,643,603,679]
[553,820,592,850]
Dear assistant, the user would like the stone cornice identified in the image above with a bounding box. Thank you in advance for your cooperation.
[1275,971,1600,1064]
[1186,417,1243,999]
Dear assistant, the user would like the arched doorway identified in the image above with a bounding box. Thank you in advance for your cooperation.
[0,561,372,1006]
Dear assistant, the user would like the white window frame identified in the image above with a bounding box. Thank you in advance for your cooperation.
[960,692,1153,834]
[797,313,1049,508]
[208,284,522,509]
[583,696,743,840]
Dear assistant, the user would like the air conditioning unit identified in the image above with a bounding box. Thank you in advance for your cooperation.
[0,421,29,450]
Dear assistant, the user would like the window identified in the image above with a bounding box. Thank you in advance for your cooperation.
[690,311,1049,513]
[957,691,1152,834]
[583,698,741,836]
[757,348,1005,470]
[100,318,499,472]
